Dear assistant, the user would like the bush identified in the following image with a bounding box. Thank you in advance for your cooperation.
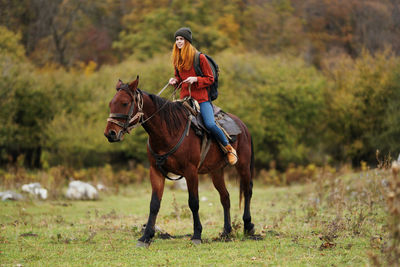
[323,50,400,166]
[218,52,326,169]
[0,27,54,168]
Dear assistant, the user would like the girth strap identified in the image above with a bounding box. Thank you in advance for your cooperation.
[147,115,192,181]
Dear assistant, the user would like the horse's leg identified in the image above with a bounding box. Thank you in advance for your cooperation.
[236,157,255,235]
[138,166,165,247]
[211,168,232,237]
[185,171,202,244]
[241,178,254,235]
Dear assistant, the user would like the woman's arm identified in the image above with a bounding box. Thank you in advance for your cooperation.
[196,54,214,89]
[169,68,182,85]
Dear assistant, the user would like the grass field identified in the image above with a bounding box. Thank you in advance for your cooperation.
[0,170,392,266]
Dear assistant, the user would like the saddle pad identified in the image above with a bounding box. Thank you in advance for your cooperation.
[191,104,242,136]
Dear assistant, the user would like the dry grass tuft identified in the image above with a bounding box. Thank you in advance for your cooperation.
[383,160,400,266]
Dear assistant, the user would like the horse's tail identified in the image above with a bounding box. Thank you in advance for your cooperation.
[240,135,254,209]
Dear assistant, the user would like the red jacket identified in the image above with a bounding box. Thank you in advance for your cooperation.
[174,53,214,103]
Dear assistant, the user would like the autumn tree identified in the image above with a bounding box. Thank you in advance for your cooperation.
[0,27,54,167]
[323,50,400,165]
[300,0,399,68]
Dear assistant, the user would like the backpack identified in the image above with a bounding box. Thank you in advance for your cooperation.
[194,51,219,101]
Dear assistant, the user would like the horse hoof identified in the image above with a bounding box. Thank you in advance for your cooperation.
[248,228,255,235]
[220,231,232,239]
[136,241,150,248]
[191,239,202,245]
[245,226,255,236]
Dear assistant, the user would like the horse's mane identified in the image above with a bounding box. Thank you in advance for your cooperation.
[148,93,187,133]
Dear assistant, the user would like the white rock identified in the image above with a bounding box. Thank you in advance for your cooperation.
[96,183,107,191]
[66,180,98,200]
[22,182,41,192]
[37,188,48,199]
[21,183,48,200]
[0,191,23,201]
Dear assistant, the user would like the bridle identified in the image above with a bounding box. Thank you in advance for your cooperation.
[107,81,185,135]
[107,83,144,134]
[107,81,190,181]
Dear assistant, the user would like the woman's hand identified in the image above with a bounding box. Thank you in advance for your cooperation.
[169,78,178,85]
[183,76,198,84]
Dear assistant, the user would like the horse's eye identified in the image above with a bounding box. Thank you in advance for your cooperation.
[122,103,128,107]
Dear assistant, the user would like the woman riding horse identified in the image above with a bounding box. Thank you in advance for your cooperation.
[168,27,238,165]
[104,28,255,247]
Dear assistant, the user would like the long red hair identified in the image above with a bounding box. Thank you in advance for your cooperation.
[172,41,196,71]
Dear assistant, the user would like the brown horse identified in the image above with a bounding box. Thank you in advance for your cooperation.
[104,77,255,246]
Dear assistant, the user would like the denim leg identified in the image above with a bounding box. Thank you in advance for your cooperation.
[199,101,229,146]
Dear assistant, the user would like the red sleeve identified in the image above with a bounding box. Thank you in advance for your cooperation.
[196,54,214,89]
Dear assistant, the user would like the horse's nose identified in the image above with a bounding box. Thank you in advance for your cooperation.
[109,129,117,137]
[104,129,119,142]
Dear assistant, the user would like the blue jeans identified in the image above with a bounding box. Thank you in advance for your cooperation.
[199,101,229,146]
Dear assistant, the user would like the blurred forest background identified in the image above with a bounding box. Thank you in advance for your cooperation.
[1,0,400,173]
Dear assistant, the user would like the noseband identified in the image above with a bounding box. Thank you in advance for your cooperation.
[107,85,144,134]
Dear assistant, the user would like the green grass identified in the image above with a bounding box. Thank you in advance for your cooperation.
[0,172,388,266]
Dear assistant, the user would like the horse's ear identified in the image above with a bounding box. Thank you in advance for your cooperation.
[129,75,139,91]
[116,79,123,91]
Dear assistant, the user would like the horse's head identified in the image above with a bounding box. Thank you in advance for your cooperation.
[104,76,143,142]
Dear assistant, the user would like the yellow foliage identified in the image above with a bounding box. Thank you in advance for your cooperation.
[360,161,368,171]
[0,26,26,60]
[84,61,98,76]
[258,163,332,186]
[217,14,240,46]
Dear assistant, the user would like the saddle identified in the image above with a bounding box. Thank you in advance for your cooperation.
[151,98,242,180]
[192,106,241,142]
[181,98,242,142]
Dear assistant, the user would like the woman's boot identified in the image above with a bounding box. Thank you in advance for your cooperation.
[224,144,238,165]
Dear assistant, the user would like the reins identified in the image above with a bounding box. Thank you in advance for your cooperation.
[139,82,183,126]
[107,82,182,134]
[108,81,188,181]
[148,81,188,180]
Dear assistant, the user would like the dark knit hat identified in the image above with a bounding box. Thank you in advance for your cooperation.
[174,27,192,43]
